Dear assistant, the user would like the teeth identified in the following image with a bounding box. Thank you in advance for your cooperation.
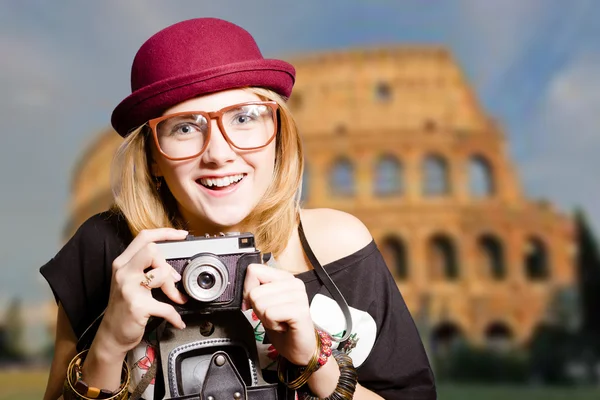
[199,174,244,188]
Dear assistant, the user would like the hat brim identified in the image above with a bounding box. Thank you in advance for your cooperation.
[111,59,295,137]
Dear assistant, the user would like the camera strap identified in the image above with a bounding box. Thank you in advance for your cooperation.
[297,219,353,342]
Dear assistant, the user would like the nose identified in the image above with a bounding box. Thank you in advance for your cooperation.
[201,120,236,165]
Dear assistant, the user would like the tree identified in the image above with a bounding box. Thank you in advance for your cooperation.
[4,297,25,360]
[574,209,600,336]
[526,209,600,385]
[0,325,7,359]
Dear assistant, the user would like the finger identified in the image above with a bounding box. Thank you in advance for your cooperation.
[254,302,299,332]
[117,244,178,289]
[114,228,188,268]
[247,279,308,311]
[243,263,293,303]
[140,262,173,289]
[249,288,308,322]
[147,298,186,330]
[160,278,188,305]
[124,241,182,275]
[136,256,187,305]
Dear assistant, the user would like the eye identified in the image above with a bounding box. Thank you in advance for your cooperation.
[232,113,253,125]
[230,105,267,124]
[234,114,250,124]
[174,123,197,135]
[164,114,207,136]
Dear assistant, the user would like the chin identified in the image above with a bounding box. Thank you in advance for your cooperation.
[209,216,246,230]
[205,207,252,230]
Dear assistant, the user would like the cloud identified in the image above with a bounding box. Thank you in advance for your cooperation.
[522,51,600,229]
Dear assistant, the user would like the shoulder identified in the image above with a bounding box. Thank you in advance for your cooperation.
[75,209,130,240]
[299,208,373,266]
[66,209,132,256]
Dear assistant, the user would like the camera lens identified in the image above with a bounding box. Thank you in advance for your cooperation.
[182,255,229,302]
[197,272,216,290]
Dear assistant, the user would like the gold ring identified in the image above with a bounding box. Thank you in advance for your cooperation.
[140,272,154,290]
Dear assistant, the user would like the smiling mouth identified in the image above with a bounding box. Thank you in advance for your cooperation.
[197,173,246,190]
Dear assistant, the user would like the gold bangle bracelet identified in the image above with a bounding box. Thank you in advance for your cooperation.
[64,349,130,400]
[278,329,322,390]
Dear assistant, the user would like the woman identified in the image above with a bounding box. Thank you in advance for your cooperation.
[41,17,436,399]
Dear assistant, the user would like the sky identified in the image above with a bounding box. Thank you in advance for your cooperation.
[1,0,599,307]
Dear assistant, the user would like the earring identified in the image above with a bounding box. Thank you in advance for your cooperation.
[155,177,162,191]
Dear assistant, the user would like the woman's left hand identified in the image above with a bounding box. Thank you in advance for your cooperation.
[242,263,316,366]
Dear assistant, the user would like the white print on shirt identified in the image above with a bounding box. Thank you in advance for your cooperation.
[309,294,377,367]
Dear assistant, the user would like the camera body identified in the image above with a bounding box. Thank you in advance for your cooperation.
[157,311,279,399]
[155,232,260,314]
[153,232,280,399]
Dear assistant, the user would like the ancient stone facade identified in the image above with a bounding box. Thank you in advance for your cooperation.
[65,128,123,239]
[66,46,575,348]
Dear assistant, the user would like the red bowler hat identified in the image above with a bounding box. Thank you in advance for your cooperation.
[111,18,296,137]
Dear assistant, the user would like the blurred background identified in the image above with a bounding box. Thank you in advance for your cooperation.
[1,1,600,399]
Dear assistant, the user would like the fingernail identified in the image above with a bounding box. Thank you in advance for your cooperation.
[178,229,189,234]
[180,322,186,329]
[172,270,182,281]
[241,299,249,311]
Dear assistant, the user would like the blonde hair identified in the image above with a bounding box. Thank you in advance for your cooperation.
[111,88,304,256]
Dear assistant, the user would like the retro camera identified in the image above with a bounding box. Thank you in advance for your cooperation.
[153,233,279,399]
[155,232,260,314]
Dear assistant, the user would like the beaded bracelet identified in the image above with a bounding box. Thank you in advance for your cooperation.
[63,349,130,400]
[298,350,358,400]
[278,328,333,390]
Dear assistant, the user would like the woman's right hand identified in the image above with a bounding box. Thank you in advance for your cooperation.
[96,228,189,356]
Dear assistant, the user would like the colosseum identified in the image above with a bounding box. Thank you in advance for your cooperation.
[65,46,575,350]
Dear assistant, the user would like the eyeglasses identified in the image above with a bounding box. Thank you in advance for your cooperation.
[148,101,279,160]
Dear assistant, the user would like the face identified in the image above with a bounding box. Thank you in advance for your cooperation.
[150,89,277,233]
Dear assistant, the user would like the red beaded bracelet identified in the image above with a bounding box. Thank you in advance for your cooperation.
[315,329,333,369]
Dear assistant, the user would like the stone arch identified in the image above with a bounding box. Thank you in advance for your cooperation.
[427,234,459,281]
[423,118,437,132]
[334,123,347,136]
[374,154,403,196]
[380,235,408,280]
[484,321,513,350]
[469,154,495,197]
[374,81,392,102]
[477,234,506,280]
[525,237,550,280]
[431,321,464,354]
[423,154,450,196]
[329,157,355,196]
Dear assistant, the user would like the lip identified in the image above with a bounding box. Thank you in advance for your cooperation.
[195,173,246,198]
[196,172,247,179]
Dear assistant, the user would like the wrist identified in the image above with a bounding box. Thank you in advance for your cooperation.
[92,328,129,362]
[82,326,129,392]
[306,354,340,398]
